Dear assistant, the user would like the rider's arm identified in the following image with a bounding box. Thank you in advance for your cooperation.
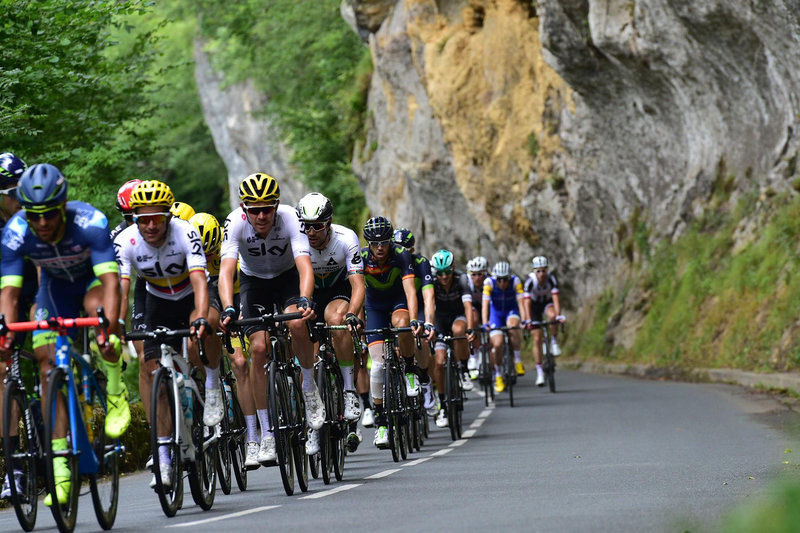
[190,270,209,320]
[98,271,121,332]
[402,276,418,320]
[463,299,474,331]
[219,258,237,310]
[0,285,21,325]
[422,286,435,325]
[482,297,489,326]
[552,292,561,317]
[296,254,315,300]
[347,273,366,317]
[119,277,131,323]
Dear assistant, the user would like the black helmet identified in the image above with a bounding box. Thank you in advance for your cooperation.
[16,164,67,210]
[363,216,394,242]
[392,227,415,248]
[0,153,27,189]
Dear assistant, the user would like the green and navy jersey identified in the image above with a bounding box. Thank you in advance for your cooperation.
[412,253,433,301]
[361,244,415,301]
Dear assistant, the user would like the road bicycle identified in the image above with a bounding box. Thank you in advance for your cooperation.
[215,346,247,493]
[476,329,494,406]
[498,325,521,407]
[126,327,217,517]
[438,334,467,441]
[2,346,44,531]
[226,309,309,496]
[530,320,564,393]
[1,310,123,533]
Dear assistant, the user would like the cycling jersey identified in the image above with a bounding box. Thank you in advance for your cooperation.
[110,220,128,241]
[220,204,310,279]
[433,271,472,317]
[523,272,559,303]
[0,201,118,288]
[412,254,433,295]
[114,218,206,301]
[483,274,524,328]
[308,224,363,289]
[361,244,415,302]
[205,254,240,294]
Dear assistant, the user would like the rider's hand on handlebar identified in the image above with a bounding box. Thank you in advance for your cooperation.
[423,322,437,342]
[466,328,476,343]
[219,306,237,333]
[409,319,423,337]
[190,317,209,339]
[556,314,566,323]
[296,296,316,320]
[0,335,13,362]
[344,312,363,333]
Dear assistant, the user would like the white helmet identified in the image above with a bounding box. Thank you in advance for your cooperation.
[466,256,488,273]
[296,192,333,222]
[492,261,511,278]
[532,256,548,269]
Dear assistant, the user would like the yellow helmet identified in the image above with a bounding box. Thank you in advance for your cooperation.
[189,212,222,255]
[170,201,196,221]
[129,180,174,209]
[239,173,280,204]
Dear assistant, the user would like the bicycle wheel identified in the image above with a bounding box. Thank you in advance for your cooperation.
[3,380,39,531]
[215,381,232,496]
[268,363,294,496]
[43,367,80,533]
[395,366,409,461]
[289,370,309,493]
[383,360,400,463]
[479,346,492,406]
[504,342,515,408]
[316,362,332,485]
[150,368,182,517]
[228,385,247,492]
[89,397,119,530]
[330,373,346,481]
[445,355,459,441]
[188,388,217,510]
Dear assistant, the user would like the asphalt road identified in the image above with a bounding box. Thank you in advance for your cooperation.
[2,369,797,532]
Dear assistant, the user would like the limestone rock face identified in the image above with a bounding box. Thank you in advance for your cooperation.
[193,40,307,210]
[349,0,800,300]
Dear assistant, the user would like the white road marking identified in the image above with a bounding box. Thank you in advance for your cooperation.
[165,505,280,527]
[470,418,486,428]
[431,448,453,456]
[364,468,402,479]
[404,457,432,466]
[300,483,362,499]
[449,439,468,447]
[461,429,476,438]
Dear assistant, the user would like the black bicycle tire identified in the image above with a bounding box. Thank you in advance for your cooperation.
[505,341,515,407]
[3,380,38,531]
[331,371,346,481]
[150,368,181,517]
[215,380,232,495]
[268,362,294,496]
[227,384,248,491]
[187,384,217,510]
[316,362,332,485]
[88,397,120,530]
[384,357,400,463]
[43,367,80,533]
[396,365,409,460]
[445,354,458,441]
[289,368,309,493]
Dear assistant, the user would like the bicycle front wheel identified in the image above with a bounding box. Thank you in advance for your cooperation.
[383,361,400,463]
[316,362,333,485]
[188,390,217,510]
[215,382,232,495]
[43,367,80,533]
[150,368,182,517]
[89,399,120,530]
[268,364,295,496]
[445,355,459,441]
[3,380,40,531]
[504,343,515,408]
[289,369,309,493]
[228,385,248,492]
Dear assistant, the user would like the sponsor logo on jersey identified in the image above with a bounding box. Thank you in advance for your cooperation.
[246,242,289,257]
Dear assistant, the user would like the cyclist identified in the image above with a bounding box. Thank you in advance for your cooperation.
[296,192,365,454]
[524,255,566,386]
[391,228,436,413]
[217,173,323,465]
[430,249,475,427]
[361,216,424,448]
[115,181,223,487]
[170,201,196,221]
[0,163,127,506]
[482,261,528,393]
[0,152,38,500]
[465,256,489,378]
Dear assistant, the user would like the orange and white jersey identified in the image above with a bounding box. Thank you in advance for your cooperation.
[114,218,206,301]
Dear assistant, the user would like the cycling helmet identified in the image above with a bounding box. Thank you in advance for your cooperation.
[532,256,548,269]
[189,212,222,255]
[239,172,280,204]
[116,179,142,213]
[466,256,488,273]
[363,216,394,242]
[16,164,67,210]
[431,249,454,272]
[129,180,174,209]
[492,261,511,278]
[392,228,415,249]
[170,201,196,221]
[0,153,27,189]
[296,192,333,222]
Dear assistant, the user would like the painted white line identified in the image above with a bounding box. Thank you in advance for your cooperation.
[470,418,486,429]
[449,439,468,447]
[405,457,432,466]
[478,409,493,418]
[300,483,362,499]
[364,468,402,479]
[431,448,453,457]
[165,505,279,528]
[461,429,476,438]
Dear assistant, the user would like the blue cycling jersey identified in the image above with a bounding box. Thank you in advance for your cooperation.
[0,201,118,288]
[482,274,524,314]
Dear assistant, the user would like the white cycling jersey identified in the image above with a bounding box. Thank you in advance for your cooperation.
[114,218,206,301]
[308,223,363,289]
[221,204,311,279]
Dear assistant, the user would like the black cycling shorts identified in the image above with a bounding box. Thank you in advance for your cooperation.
[142,292,195,362]
[239,268,302,338]
[313,278,351,317]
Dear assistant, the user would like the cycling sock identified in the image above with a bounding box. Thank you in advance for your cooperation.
[245,414,258,443]
[301,366,315,392]
[494,365,503,376]
[514,350,521,363]
[537,364,543,371]
[360,392,371,410]
[438,393,446,405]
[257,409,273,438]
[459,360,468,373]
[158,442,171,465]
[418,367,430,384]
[103,356,123,395]
[340,361,355,391]
[204,365,219,391]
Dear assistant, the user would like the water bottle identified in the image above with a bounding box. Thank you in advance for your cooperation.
[223,381,234,420]
[177,373,193,423]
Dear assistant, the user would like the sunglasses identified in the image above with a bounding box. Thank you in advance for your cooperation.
[469,272,484,276]
[243,204,277,216]
[304,221,328,232]
[368,240,391,247]
[0,187,17,197]
[25,207,62,221]
[436,269,453,276]
[535,269,547,274]
[132,212,170,225]
[496,277,511,282]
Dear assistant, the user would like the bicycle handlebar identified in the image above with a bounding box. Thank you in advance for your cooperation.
[228,311,304,329]
[0,307,110,349]
[126,327,206,364]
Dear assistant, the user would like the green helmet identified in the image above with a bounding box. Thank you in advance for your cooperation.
[431,249,454,272]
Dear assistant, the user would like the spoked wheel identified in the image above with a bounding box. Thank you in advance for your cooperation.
[188,394,217,510]
[396,373,409,461]
[446,359,459,441]
[384,364,401,463]
[330,380,345,482]
[89,407,120,530]
[268,365,294,496]
[43,367,80,533]
[150,368,182,517]
[316,363,333,485]
[505,345,515,408]
[3,381,41,531]
[544,349,557,393]
[410,400,421,451]
[289,373,309,493]
[228,387,247,492]
[215,383,232,496]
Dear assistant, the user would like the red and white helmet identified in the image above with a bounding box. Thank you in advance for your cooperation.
[116,179,143,213]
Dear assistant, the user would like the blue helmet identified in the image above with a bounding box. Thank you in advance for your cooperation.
[0,153,27,189]
[392,227,415,249]
[363,216,394,242]
[16,163,68,210]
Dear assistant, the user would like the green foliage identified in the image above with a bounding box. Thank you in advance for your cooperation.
[721,476,800,532]
[194,0,370,228]
[527,132,540,158]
